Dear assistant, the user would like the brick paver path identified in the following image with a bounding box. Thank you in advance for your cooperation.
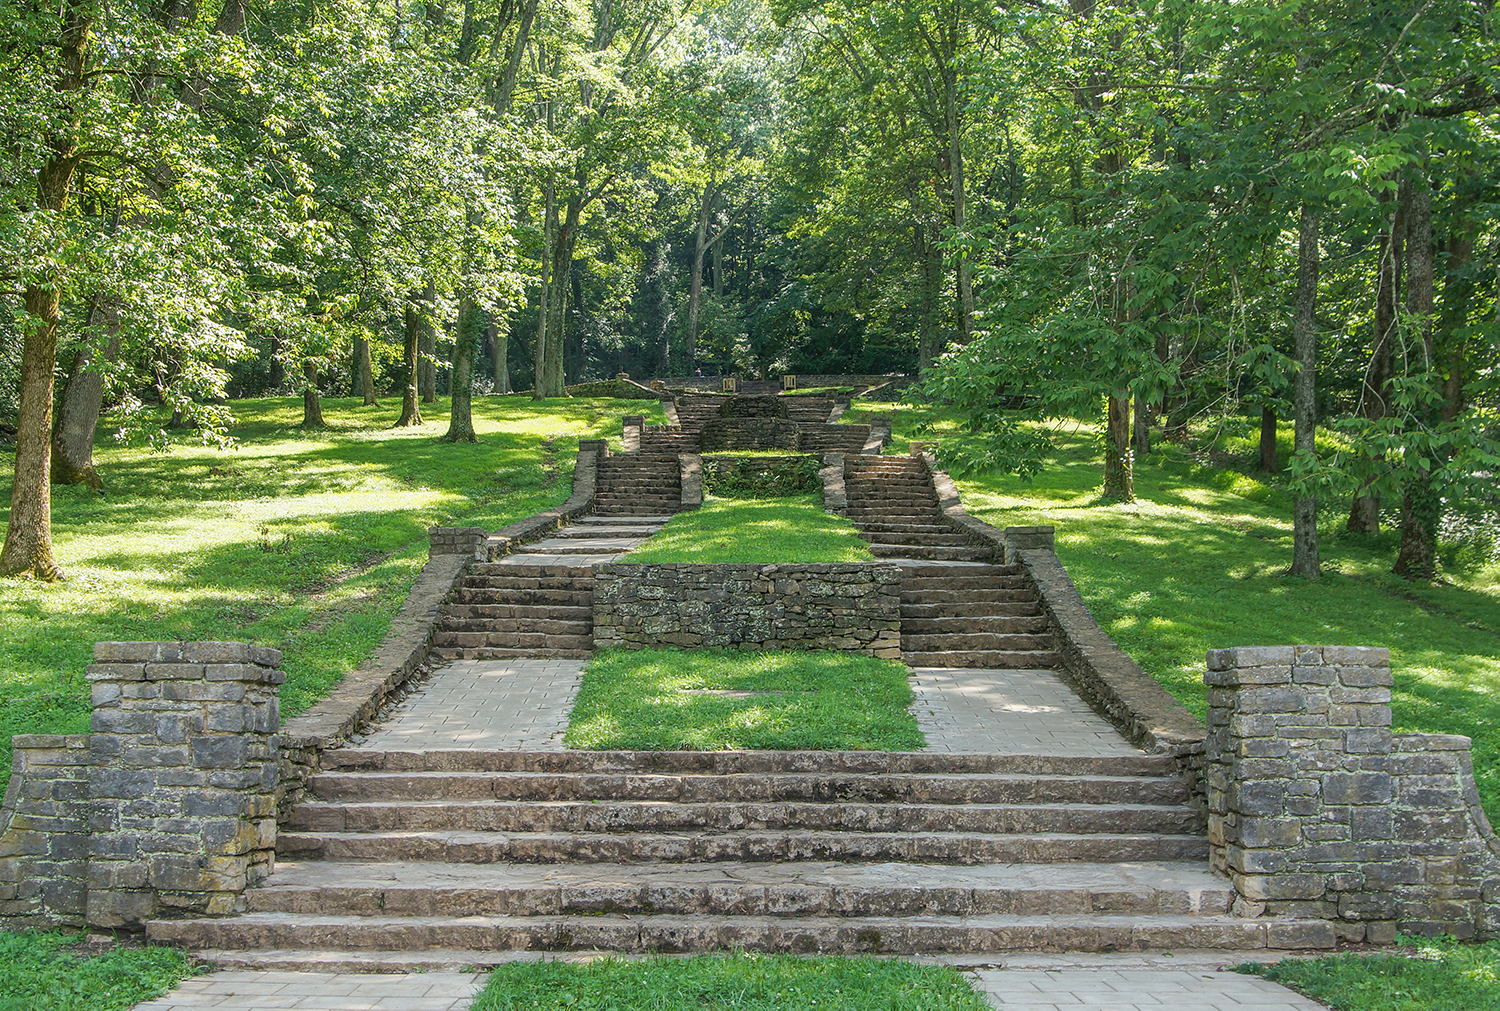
[911,666,1145,756]
[132,971,482,1010]
[969,968,1325,1010]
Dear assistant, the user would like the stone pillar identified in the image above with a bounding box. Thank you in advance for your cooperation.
[86,642,283,927]
[1204,645,1397,944]
[0,736,91,926]
[622,416,644,453]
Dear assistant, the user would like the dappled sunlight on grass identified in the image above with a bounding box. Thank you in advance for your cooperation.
[0,395,651,790]
[565,649,923,751]
[626,495,873,563]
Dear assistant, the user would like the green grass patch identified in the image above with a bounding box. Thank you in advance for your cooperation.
[853,406,1500,818]
[1238,936,1500,1010]
[0,395,664,791]
[625,496,873,563]
[472,953,988,1010]
[564,649,924,751]
[0,931,197,1011]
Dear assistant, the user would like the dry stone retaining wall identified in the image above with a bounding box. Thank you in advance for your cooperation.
[593,563,901,656]
[1,642,283,930]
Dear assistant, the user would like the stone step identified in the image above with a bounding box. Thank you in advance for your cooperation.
[430,647,594,661]
[442,605,592,622]
[555,526,660,539]
[306,771,1193,806]
[902,601,1043,619]
[896,562,1021,577]
[470,564,593,578]
[903,650,1062,669]
[243,860,1233,919]
[438,617,590,637]
[871,545,987,561]
[430,631,594,650]
[454,589,593,607]
[901,576,1028,590]
[860,533,974,547]
[851,523,956,534]
[573,516,675,525]
[276,829,1210,865]
[284,800,1202,837]
[148,910,1317,956]
[901,633,1055,653]
[900,616,1049,635]
[900,588,1036,604]
[318,750,1182,777]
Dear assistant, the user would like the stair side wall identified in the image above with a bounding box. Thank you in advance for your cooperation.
[1205,644,1500,941]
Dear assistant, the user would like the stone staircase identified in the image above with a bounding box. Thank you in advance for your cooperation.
[639,426,701,456]
[843,456,987,562]
[430,564,595,661]
[143,749,1305,965]
[596,455,682,517]
[673,395,727,433]
[798,422,871,454]
[782,397,836,424]
[900,562,1061,669]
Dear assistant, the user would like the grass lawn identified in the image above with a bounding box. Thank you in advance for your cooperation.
[472,954,989,1011]
[0,931,197,1011]
[564,648,924,751]
[1239,936,1500,1010]
[0,395,663,791]
[842,402,1500,816]
[625,495,873,563]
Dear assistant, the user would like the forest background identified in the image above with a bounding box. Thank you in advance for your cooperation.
[2,0,1499,584]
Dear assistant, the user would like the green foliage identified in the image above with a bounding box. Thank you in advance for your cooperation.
[0,931,197,1011]
[701,456,821,497]
[624,496,872,563]
[1237,936,1500,1011]
[0,396,661,791]
[566,648,923,753]
[472,953,988,1011]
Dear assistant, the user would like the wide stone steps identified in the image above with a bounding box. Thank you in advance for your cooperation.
[437,617,589,636]
[903,650,1063,669]
[283,800,1202,836]
[303,771,1192,806]
[453,588,592,607]
[902,633,1055,653]
[430,631,593,651]
[903,601,1043,619]
[872,544,987,561]
[441,604,591,621]
[861,532,974,547]
[901,615,1050,635]
[901,587,1036,604]
[430,647,593,661]
[150,911,1315,956]
[783,399,837,423]
[275,828,1209,866]
[241,861,1232,919]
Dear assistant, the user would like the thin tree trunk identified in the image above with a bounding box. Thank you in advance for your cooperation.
[2,283,67,580]
[946,66,975,343]
[419,330,437,403]
[355,336,376,405]
[1259,404,1278,473]
[51,312,118,490]
[1290,204,1321,581]
[489,320,510,394]
[396,305,424,427]
[445,297,480,443]
[1348,180,1404,534]
[1132,397,1150,456]
[1103,394,1134,500]
[1394,171,1437,580]
[301,361,325,428]
[687,183,714,366]
[532,177,555,400]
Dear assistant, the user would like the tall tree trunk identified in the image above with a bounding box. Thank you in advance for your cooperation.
[539,199,580,398]
[1290,203,1321,581]
[913,211,945,373]
[2,283,67,580]
[396,305,424,427]
[301,362,325,428]
[445,297,480,442]
[489,320,510,394]
[1259,404,1278,473]
[686,183,714,366]
[1132,397,1150,456]
[1394,171,1437,580]
[51,312,118,490]
[419,330,437,403]
[1103,394,1134,500]
[945,63,975,343]
[1348,180,1404,534]
[355,336,376,405]
[532,178,556,400]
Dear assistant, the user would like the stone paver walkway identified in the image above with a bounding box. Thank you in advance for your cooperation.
[969,968,1324,1010]
[132,963,1323,1010]
[911,667,1144,756]
[132,971,483,1010]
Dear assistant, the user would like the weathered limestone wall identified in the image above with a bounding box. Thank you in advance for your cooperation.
[593,564,901,656]
[1206,645,1500,941]
[1,642,283,930]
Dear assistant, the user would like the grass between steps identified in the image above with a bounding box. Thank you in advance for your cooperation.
[0,931,197,1011]
[0,395,664,793]
[843,404,1500,818]
[623,495,874,563]
[1238,935,1500,1010]
[563,649,924,751]
[472,954,989,1011]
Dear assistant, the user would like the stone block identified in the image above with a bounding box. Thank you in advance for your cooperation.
[94,642,184,664]
[1323,772,1394,806]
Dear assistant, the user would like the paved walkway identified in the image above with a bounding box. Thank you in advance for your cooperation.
[133,962,1324,1010]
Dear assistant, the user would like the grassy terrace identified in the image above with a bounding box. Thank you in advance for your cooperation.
[565,649,922,752]
[844,403,1500,816]
[624,495,873,563]
[0,395,664,789]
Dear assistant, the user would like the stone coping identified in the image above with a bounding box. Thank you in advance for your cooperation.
[919,453,1207,760]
